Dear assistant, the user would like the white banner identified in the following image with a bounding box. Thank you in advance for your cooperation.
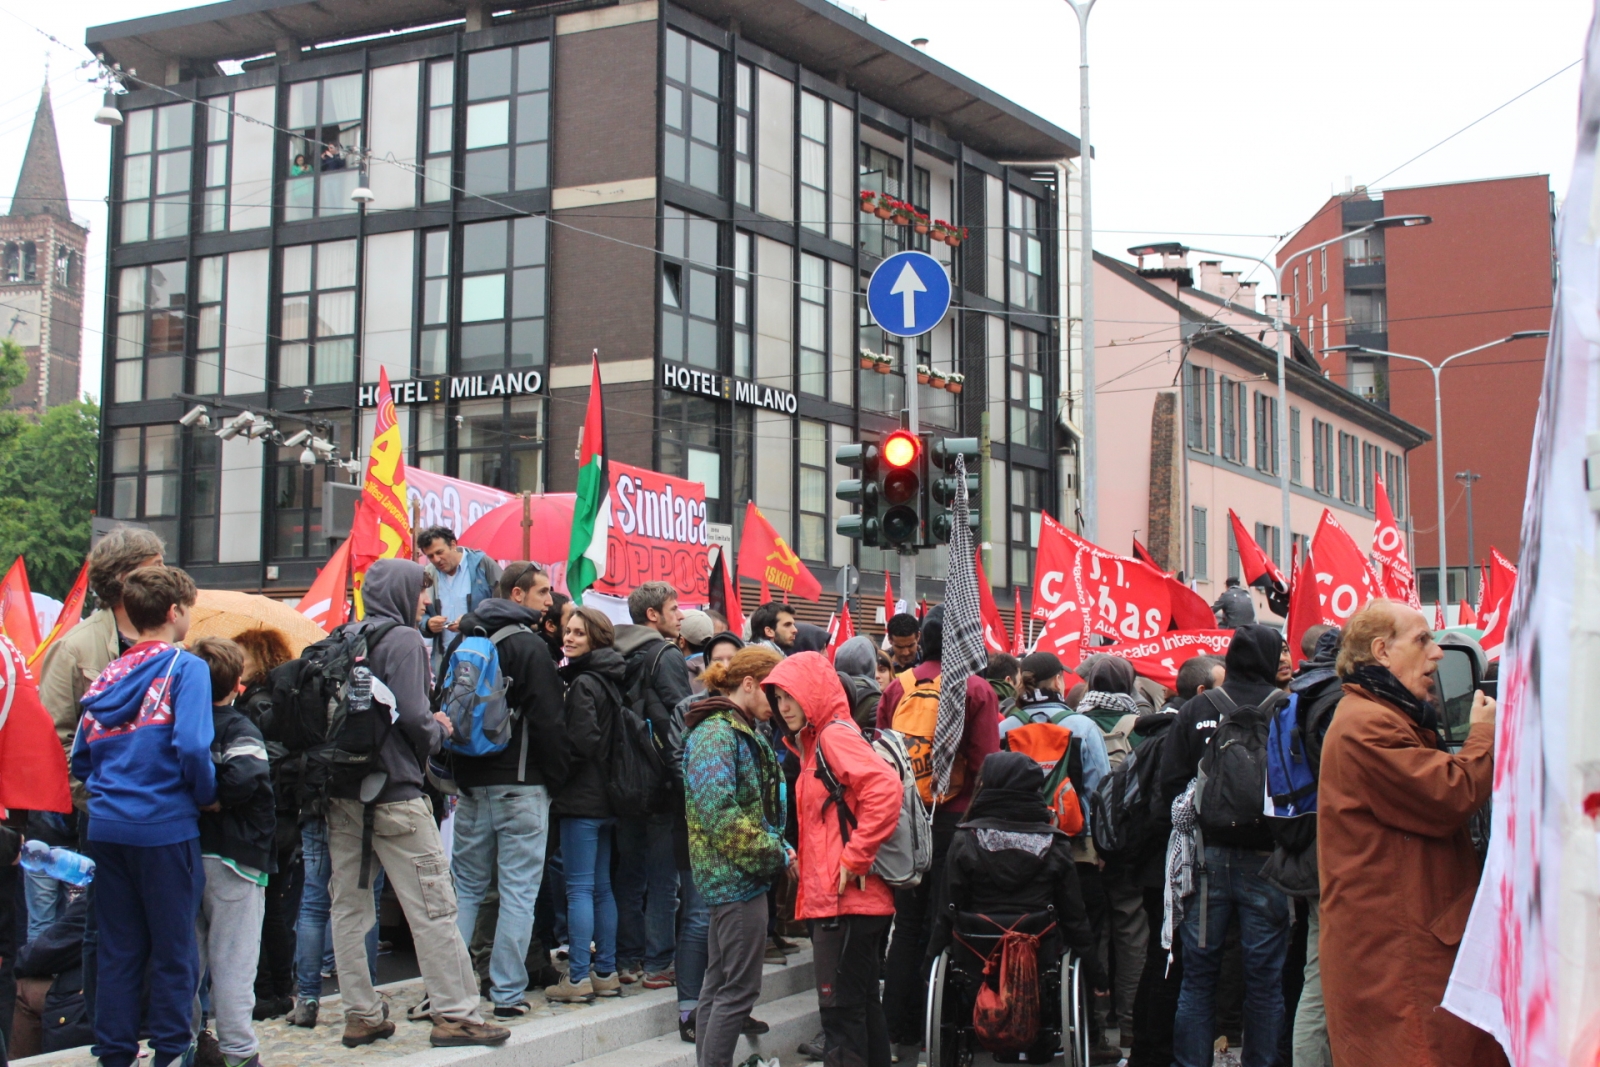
[405,469,512,538]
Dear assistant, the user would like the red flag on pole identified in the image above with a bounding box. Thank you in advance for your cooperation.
[0,558,40,659]
[299,537,353,632]
[882,571,896,631]
[1011,586,1025,655]
[1457,600,1478,627]
[1371,477,1420,608]
[1166,576,1216,631]
[1286,543,1321,659]
[975,551,1010,654]
[1227,509,1288,588]
[347,368,413,617]
[1309,509,1381,627]
[0,634,71,814]
[28,558,88,667]
[825,599,855,663]
[736,502,821,601]
[1477,548,1518,659]
[707,545,745,640]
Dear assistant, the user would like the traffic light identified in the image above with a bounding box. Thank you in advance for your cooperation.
[927,435,981,544]
[835,441,881,546]
[879,428,924,548]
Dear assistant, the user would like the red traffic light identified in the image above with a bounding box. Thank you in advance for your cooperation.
[882,430,920,469]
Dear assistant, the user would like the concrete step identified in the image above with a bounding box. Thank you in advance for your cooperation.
[576,988,820,1067]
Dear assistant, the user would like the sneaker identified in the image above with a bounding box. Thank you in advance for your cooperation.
[430,1019,512,1047]
[617,966,644,985]
[742,1016,771,1035]
[798,1030,826,1060]
[679,1010,696,1044]
[764,939,788,964]
[251,995,291,1021]
[771,934,801,955]
[641,970,675,990]
[544,975,595,1003]
[493,1001,532,1018]
[591,971,622,997]
[341,1013,395,1048]
[287,998,318,1028]
[193,1029,224,1067]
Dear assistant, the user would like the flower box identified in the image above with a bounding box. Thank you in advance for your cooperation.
[944,372,965,394]
[916,364,931,385]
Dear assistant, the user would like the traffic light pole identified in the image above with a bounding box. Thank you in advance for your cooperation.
[900,349,921,609]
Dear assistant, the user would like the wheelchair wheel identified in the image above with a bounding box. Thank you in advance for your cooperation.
[925,950,969,1067]
[1059,952,1089,1067]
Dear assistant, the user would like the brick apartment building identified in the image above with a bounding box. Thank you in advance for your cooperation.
[1276,176,1555,603]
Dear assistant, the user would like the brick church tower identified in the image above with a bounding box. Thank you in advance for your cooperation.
[1,84,86,411]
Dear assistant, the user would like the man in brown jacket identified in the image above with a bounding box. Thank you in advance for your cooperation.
[1318,598,1505,1067]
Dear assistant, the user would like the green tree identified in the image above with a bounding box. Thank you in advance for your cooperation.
[0,397,98,598]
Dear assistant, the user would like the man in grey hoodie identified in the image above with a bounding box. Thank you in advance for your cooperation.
[325,559,510,1050]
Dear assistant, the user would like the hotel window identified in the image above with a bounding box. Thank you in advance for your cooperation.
[457,397,544,491]
[1289,407,1302,484]
[109,425,180,549]
[463,43,550,195]
[279,240,357,387]
[733,62,754,206]
[1254,392,1278,474]
[798,420,829,562]
[1010,327,1047,451]
[1192,506,1208,580]
[418,230,451,376]
[187,431,221,562]
[1010,465,1047,586]
[424,59,455,202]
[661,393,722,514]
[199,87,273,232]
[114,262,186,404]
[273,412,352,558]
[799,253,828,396]
[286,75,362,221]
[121,104,193,243]
[460,215,548,373]
[662,206,720,370]
[1008,188,1044,311]
[859,144,903,260]
[664,30,721,195]
[732,231,753,378]
[195,257,223,395]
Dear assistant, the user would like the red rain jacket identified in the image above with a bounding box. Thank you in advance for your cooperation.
[765,652,901,920]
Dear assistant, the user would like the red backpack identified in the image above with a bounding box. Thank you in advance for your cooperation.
[961,915,1056,1054]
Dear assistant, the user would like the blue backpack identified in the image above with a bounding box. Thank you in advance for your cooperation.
[438,625,526,760]
[1265,693,1316,816]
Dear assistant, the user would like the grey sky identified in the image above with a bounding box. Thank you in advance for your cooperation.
[0,0,1587,399]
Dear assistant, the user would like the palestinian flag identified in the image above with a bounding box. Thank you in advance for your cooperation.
[567,354,612,604]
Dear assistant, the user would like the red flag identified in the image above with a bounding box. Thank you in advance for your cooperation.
[1477,548,1517,659]
[27,558,88,667]
[975,551,1010,654]
[825,599,855,663]
[883,571,896,629]
[1030,513,1087,667]
[1227,510,1287,588]
[1132,538,1164,572]
[1096,629,1235,689]
[1371,477,1420,608]
[1435,601,1446,630]
[917,597,929,620]
[1049,521,1173,640]
[0,558,40,659]
[1286,543,1321,660]
[0,634,71,814]
[1457,600,1478,627]
[1309,509,1381,627]
[736,501,821,601]
[706,545,745,641]
[1011,586,1025,655]
[299,537,353,632]
[1166,576,1216,630]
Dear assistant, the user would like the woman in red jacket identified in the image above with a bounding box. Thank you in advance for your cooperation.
[765,651,902,1067]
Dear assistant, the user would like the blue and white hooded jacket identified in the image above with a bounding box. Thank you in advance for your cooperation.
[71,641,217,846]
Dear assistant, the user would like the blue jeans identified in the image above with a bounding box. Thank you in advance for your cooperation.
[614,813,679,972]
[676,866,710,1012]
[1173,846,1291,1067]
[560,817,617,984]
[294,819,381,1001]
[24,867,69,944]
[451,785,551,1006]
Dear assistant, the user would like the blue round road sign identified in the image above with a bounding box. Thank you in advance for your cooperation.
[866,250,952,338]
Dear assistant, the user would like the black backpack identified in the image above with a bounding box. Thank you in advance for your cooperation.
[1091,740,1153,857]
[597,676,670,818]
[1193,688,1287,834]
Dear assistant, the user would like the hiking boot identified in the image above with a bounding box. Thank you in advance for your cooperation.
[591,971,622,997]
[641,969,675,989]
[341,1013,395,1048]
[193,1029,224,1067]
[742,1016,771,1035]
[493,1000,532,1018]
[544,975,594,1003]
[430,1019,512,1047]
[287,999,318,1028]
[798,1030,826,1060]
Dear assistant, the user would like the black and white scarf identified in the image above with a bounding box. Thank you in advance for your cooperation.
[932,454,988,801]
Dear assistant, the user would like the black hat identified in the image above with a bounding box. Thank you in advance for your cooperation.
[1020,651,1066,685]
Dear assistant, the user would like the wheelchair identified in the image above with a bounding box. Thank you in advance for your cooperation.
[924,907,1090,1066]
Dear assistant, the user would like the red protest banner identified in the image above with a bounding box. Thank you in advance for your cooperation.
[594,460,711,601]
[1031,513,1087,667]
[1064,527,1172,640]
[1310,509,1381,627]
[1096,629,1235,689]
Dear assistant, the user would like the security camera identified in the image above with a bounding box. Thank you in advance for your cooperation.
[179,404,210,428]
[245,418,276,440]
[281,429,312,448]
[215,411,254,440]
[299,447,318,469]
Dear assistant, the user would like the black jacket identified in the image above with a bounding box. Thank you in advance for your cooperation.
[552,647,627,819]
[1129,705,1181,888]
[614,624,692,740]
[451,599,570,792]
[199,703,277,873]
[1211,585,1257,629]
[1158,624,1284,850]
[238,683,305,854]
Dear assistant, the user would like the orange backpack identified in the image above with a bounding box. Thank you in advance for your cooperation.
[962,914,1056,1054]
[1000,722,1086,836]
[889,670,965,807]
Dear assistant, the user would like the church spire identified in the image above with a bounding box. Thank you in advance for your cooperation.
[8,82,70,220]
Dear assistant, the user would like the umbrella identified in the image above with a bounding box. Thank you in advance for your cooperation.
[188,589,329,656]
[458,492,577,565]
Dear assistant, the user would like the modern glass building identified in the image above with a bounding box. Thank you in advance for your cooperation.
[88,0,1081,597]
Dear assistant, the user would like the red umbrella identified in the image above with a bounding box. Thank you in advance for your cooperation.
[457,492,577,565]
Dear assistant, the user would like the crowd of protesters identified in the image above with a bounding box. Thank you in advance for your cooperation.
[0,525,1503,1067]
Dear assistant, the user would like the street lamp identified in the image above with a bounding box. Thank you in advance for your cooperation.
[1326,328,1548,604]
[1064,0,1099,540]
[1455,469,1481,604]
[1128,214,1431,563]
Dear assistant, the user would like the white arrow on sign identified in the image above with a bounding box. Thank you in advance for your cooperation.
[889,260,927,330]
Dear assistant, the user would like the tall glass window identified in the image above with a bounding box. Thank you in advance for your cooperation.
[286,75,363,220]
[279,240,357,387]
[661,206,720,369]
[459,216,547,372]
[464,43,549,196]
[273,412,351,558]
[195,257,224,394]
[187,431,220,563]
[419,230,450,375]
[424,59,456,202]
[456,397,543,490]
[733,63,754,207]
[1010,465,1047,586]
[732,231,753,378]
[1008,188,1044,311]
[121,104,193,243]
[798,420,829,562]
[196,88,274,232]
[799,93,828,236]
[109,425,181,548]
[799,254,827,396]
[114,262,186,403]
[664,30,722,194]
[1009,327,1046,450]
[662,394,722,515]
[200,100,229,232]
[859,144,902,260]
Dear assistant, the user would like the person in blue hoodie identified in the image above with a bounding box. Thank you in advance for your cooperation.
[71,565,216,1067]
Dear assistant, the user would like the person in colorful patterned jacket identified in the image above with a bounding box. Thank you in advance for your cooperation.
[681,645,789,1067]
